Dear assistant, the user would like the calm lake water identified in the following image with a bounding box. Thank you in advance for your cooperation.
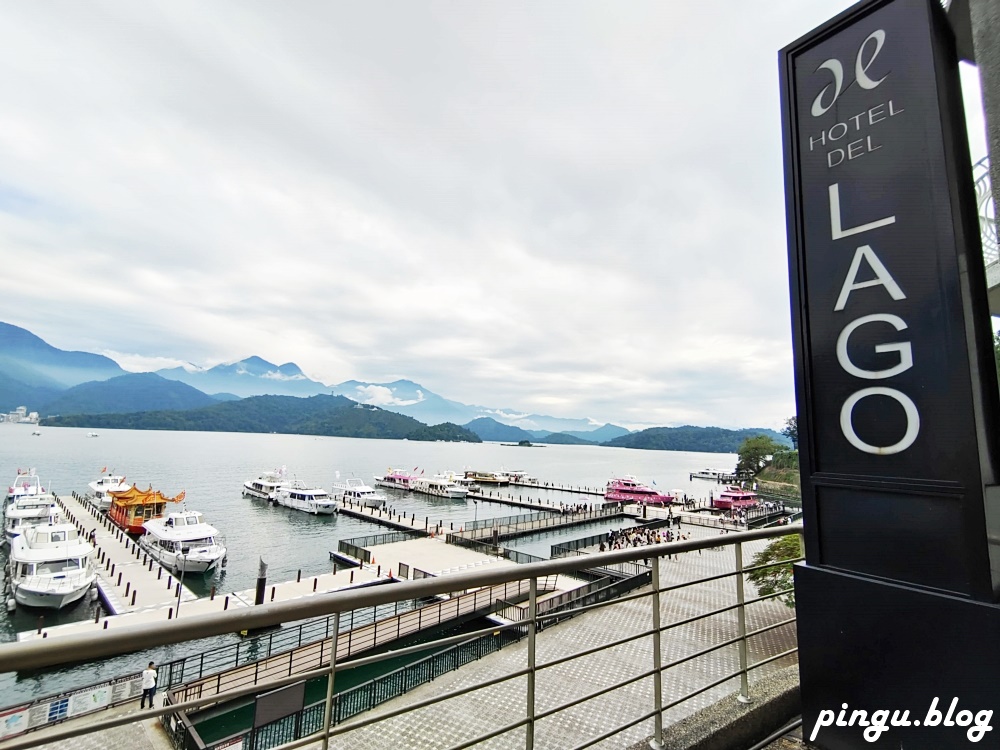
[0,425,735,705]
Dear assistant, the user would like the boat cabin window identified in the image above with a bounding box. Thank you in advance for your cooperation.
[186,516,200,525]
[19,564,29,577]
[185,537,214,546]
[35,532,49,543]
[50,531,67,543]
[36,558,82,574]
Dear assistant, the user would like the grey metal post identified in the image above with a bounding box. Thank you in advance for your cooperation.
[526,577,537,749]
[735,541,751,703]
[649,555,664,749]
[321,612,341,750]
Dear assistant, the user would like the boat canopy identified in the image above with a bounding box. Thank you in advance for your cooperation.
[108,486,185,507]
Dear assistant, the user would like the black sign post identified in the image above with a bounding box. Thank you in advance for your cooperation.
[781,0,1000,746]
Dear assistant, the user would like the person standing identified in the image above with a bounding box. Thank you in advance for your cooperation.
[140,661,157,709]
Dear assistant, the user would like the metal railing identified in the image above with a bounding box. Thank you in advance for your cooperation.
[0,526,802,750]
[337,531,423,564]
[447,504,625,544]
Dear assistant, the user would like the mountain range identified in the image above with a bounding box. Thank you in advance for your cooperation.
[0,321,790,452]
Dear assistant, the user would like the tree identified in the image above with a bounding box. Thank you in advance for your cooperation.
[736,435,783,476]
[745,534,802,607]
[781,416,798,450]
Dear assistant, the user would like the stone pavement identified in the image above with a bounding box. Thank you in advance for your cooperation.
[14,695,174,750]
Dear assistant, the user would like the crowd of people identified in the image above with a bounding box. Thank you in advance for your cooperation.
[599,525,690,551]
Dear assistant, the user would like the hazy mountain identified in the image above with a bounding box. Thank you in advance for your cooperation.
[42,373,219,416]
[560,423,631,442]
[605,425,791,453]
[156,356,330,398]
[0,322,125,388]
[535,432,596,445]
[41,393,481,442]
[462,417,537,442]
[0,371,62,413]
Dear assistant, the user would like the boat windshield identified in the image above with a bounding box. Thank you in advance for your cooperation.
[36,559,83,574]
[184,537,216,546]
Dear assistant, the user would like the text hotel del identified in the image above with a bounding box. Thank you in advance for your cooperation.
[808,29,917,456]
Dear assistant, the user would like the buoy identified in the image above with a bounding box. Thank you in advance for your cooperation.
[6,599,15,612]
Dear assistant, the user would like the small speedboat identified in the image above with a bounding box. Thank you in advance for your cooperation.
[273,480,338,515]
[139,510,227,574]
[88,471,130,512]
[412,476,468,499]
[243,467,288,501]
[8,518,96,609]
[331,476,387,508]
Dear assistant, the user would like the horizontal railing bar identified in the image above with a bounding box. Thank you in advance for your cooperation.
[0,527,796,672]
[746,646,799,672]
[330,620,525,671]
[534,586,655,623]
[446,717,531,750]
[324,667,533,739]
[537,625,656,670]
[745,616,797,640]
[741,555,804,576]
[0,658,342,750]
[535,665,658,721]
[747,717,804,750]
[571,705,660,750]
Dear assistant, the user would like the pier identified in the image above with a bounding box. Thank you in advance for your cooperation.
[17,494,384,642]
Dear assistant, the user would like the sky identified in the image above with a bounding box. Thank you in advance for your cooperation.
[0,1,990,431]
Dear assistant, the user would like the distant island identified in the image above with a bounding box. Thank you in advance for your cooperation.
[501,440,545,447]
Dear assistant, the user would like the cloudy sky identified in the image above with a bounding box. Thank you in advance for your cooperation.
[0,1,989,430]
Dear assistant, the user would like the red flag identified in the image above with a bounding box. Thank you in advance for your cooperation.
[101,466,107,473]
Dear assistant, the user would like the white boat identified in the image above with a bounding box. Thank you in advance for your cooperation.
[5,469,46,507]
[412,476,468,499]
[87,471,130,512]
[139,510,227,574]
[331,476,387,508]
[438,470,480,492]
[8,519,96,609]
[5,494,62,546]
[243,467,288,501]
[87,432,99,438]
[504,470,539,485]
[273,480,338,515]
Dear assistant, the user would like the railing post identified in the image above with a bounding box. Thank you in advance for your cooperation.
[321,612,340,750]
[735,541,751,703]
[526,577,537,750]
[649,555,664,749]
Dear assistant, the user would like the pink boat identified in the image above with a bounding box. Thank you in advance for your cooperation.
[604,475,675,505]
[713,485,760,510]
[374,467,421,491]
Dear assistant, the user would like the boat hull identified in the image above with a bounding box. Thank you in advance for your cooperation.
[274,497,338,515]
[12,579,94,610]
[242,484,276,500]
[139,542,224,574]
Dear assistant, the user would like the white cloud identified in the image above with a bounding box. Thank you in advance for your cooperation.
[1,0,973,429]
[354,385,424,407]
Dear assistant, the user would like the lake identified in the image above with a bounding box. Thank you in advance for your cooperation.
[0,425,735,704]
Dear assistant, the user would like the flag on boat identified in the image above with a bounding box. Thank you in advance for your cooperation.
[101,466,107,473]
[652,480,657,485]
[413,466,419,472]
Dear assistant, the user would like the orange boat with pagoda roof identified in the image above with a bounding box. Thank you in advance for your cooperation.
[108,485,185,534]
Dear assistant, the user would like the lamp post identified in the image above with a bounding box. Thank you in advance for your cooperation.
[473,499,479,526]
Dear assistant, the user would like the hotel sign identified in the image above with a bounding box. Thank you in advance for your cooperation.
[781,0,1000,598]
